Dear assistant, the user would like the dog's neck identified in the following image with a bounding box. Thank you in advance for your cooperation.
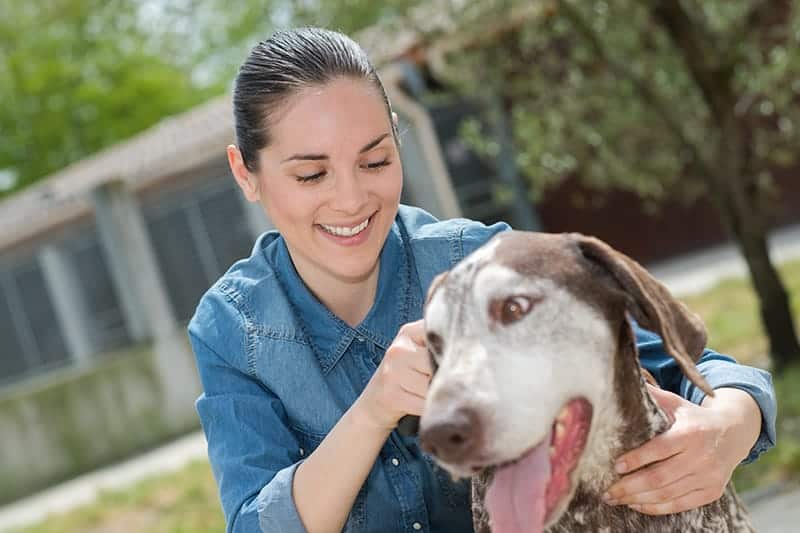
[577,331,672,494]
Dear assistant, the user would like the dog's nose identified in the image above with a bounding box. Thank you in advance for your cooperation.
[419,407,482,464]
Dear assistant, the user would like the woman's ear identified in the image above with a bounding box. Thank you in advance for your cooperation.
[227,144,260,202]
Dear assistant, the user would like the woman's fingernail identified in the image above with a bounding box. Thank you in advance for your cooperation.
[630,503,642,511]
[615,460,627,473]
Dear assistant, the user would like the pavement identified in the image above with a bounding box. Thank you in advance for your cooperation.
[1,222,800,532]
[744,483,800,533]
[648,222,800,297]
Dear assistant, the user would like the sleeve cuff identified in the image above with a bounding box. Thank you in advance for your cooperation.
[681,362,777,464]
[253,462,307,533]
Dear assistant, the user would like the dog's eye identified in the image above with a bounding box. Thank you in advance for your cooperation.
[491,295,538,325]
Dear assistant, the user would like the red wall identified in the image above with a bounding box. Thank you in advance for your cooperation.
[536,170,800,264]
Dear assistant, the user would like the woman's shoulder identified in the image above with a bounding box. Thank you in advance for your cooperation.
[188,231,296,358]
[398,204,511,258]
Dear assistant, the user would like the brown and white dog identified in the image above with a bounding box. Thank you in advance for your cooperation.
[417,231,755,533]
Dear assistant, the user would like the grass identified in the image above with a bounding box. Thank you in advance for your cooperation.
[11,259,800,530]
[682,258,800,368]
[11,460,225,533]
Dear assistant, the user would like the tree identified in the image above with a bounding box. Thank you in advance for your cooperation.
[437,0,800,369]
[0,0,224,197]
[0,0,422,199]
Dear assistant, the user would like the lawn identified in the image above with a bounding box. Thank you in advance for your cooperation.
[11,460,225,533]
[12,259,800,531]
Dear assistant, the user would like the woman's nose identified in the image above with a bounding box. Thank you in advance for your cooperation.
[331,172,369,214]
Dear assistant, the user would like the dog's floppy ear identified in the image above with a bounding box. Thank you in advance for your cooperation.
[574,234,713,397]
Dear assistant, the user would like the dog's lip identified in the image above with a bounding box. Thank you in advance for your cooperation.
[476,398,593,524]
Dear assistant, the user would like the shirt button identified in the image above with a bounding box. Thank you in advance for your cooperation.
[391,457,400,466]
[412,522,422,531]
[356,336,365,342]
[299,448,305,457]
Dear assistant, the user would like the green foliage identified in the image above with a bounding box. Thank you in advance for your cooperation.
[0,0,219,197]
[441,0,800,204]
[0,0,421,198]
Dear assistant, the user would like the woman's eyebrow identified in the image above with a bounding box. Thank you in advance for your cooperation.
[280,132,390,164]
[358,132,390,154]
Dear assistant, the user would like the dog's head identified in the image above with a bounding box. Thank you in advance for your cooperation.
[418,231,710,533]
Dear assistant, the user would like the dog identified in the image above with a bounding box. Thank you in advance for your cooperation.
[416,231,755,533]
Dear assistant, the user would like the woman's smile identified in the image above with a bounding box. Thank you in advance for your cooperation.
[317,213,376,246]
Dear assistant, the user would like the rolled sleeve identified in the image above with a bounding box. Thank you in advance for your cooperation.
[679,350,777,464]
[256,462,307,533]
[635,323,777,464]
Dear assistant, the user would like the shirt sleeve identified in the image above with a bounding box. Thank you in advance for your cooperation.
[635,322,777,464]
[189,290,307,533]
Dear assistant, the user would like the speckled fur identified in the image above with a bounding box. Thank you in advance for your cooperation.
[424,232,756,533]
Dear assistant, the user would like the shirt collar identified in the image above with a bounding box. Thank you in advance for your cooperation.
[274,216,411,372]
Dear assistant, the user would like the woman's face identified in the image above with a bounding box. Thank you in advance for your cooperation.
[240,77,403,287]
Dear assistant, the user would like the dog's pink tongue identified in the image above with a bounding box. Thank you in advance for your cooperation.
[485,431,551,533]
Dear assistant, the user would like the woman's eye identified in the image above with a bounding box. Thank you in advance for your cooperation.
[295,171,325,183]
[362,159,390,170]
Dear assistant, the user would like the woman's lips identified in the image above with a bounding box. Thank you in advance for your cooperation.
[316,214,375,246]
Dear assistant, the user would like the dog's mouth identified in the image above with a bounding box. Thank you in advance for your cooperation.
[484,397,592,533]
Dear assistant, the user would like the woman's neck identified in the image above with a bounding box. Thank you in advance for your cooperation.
[293,256,381,328]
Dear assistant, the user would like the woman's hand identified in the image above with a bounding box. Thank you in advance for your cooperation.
[602,384,762,515]
[354,320,432,431]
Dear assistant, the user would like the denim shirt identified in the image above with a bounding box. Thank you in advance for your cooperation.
[188,204,776,533]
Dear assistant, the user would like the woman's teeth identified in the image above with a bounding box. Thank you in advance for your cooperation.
[320,217,370,237]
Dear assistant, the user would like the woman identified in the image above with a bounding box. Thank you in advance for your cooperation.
[188,27,776,533]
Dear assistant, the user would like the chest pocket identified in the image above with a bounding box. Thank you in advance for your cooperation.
[291,425,367,532]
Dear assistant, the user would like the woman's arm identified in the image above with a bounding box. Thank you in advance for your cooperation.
[291,397,393,532]
[602,322,777,515]
[603,385,763,514]
[293,320,431,532]
[193,312,431,533]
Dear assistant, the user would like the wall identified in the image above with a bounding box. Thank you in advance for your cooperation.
[0,343,200,505]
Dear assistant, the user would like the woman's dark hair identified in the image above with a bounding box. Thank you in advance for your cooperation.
[233,27,396,172]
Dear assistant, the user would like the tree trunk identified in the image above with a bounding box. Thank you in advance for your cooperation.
[649,0,800,370]
[731,213,800,371]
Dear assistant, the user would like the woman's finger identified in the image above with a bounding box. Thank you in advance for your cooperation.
[386,334,431,376]
[628,487,722,515]
[402,395,427,417]
[605,452,695,502]
[607,472,697,506]
[614,427,686,475]
[399,366,432,398]
[398,319,426,346]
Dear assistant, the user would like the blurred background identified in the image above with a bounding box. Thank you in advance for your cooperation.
[0,0,799,531]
